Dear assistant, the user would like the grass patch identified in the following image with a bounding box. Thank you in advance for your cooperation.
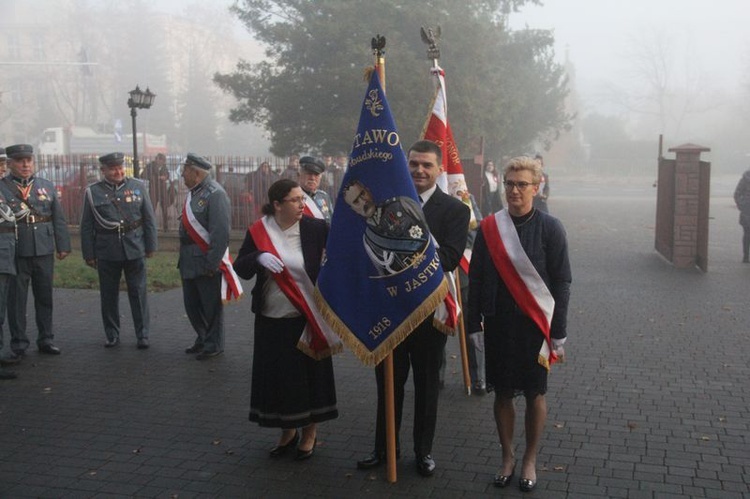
[54,252,182,292]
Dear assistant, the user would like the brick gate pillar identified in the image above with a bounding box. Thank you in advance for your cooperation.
[668,143,711,268]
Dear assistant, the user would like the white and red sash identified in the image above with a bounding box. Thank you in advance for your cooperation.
[249,216,341,359]
[480,209,557,369]
[302,192,324,220]
[182,192,243,303]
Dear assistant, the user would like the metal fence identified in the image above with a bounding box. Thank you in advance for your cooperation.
[33,154,296,231]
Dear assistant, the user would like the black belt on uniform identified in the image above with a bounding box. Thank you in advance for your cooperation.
[0,226,15,233]
[23,215,52,224]
[95,219,143,233]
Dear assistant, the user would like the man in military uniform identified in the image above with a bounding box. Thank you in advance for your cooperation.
[0,144,71,359]
[179,153,231,360]
[343,179,428,276]
[80,152,158,349]
[298,156,333,224]
[0,148,19,379]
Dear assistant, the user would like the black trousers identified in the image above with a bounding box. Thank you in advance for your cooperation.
[182,274,224,353]
[374,318,447,457]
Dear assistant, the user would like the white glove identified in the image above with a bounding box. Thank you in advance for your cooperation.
[258,252,284,273]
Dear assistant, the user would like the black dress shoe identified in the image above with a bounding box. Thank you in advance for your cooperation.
[104,338,120,348]
[38,344,61,355]
[295,438,316,461]
[494,464,515,488]
[416,454,436,477]
[0,353,22,366]
[519,477,537,492]
[269,430,299,457]
[137,338,149,349]
[196,350,223,360]
[357,451,385,469]
[0,369,18,380]
[185,344,204,354]
[13,349,26,357]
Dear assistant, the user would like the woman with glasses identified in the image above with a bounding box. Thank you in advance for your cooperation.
[233,179,337,461]
[467,156,571,492]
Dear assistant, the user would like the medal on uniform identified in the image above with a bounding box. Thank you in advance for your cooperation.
[126,196,132,202]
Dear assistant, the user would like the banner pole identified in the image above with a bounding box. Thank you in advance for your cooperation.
[455,271,472,395]
[371,34,397,484]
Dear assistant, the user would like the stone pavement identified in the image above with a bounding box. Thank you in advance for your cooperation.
[1,176,749,498]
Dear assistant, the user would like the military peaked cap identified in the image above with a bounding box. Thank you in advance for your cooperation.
[0,147,6,160]
[185,153,212,171]
[99,152,125,167]
[6,144,34,159]
[299,156,325,174]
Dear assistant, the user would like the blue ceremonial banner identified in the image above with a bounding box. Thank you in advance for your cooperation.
[314,69,448,366]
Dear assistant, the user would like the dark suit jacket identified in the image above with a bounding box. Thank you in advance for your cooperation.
[422,186,470,273]
[233,216,328,314]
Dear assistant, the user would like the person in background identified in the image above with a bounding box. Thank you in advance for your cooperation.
[80,152,158,349]
[141,153,172,230]
[298,156,333,224]
[247,161,278,220]
[233,179,337,461]
[480,160,503,217]
[0,144,70,360]
[468,156,571,492]
[0,147,7,178]
[734,168,750,262]
[178,153,233,360]
[280,154,300,180]
[532,153,549,213]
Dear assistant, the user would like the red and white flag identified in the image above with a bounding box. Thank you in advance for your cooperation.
[421,65,476,333]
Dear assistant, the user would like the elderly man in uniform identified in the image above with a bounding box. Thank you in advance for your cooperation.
[298,156,333,224]
[179,153,232,360]
[0,148,19,379]
[0,144,70,359]
[80,152,158,349]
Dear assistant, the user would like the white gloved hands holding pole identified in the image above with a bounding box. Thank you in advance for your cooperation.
[258,252,284,273]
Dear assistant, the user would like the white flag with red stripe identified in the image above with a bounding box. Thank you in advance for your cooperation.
[421,65,476,333]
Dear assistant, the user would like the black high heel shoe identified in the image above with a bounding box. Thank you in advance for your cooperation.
[493,463,516,488]
[519,477,537,492]
[295,437,316,461]
[269,430,299,457]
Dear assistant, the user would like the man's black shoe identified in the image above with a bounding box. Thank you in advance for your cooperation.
[104,338,120,348]
[356,449,401,470]
[416,454,436,477]
[196,350,223,360]
[0,369,18,380]
[0,354,22,366]
[12,349,26,358]
[357,452,385,470]
[38,344,61,355]
[185,344,204,354]
[137,338,149,349]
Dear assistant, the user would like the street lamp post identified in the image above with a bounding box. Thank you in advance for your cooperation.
[127,85,156,178]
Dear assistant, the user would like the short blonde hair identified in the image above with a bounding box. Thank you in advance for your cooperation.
[503,156,542,184]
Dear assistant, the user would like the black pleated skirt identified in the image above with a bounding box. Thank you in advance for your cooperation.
[249,314,338,428]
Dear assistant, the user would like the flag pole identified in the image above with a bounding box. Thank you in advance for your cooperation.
[421,25,472,395]
[454,271,472,395]
[372,33,398,484]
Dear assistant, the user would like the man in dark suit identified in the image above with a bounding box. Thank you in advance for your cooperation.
[357,140,470,477]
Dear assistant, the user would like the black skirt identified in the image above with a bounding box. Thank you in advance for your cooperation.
[249,314,338,428]
[484,311,548,399]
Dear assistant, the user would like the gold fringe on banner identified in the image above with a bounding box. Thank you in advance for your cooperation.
[313,280,448,367]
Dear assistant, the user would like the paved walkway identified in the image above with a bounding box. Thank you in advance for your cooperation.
[1,177,748,498]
